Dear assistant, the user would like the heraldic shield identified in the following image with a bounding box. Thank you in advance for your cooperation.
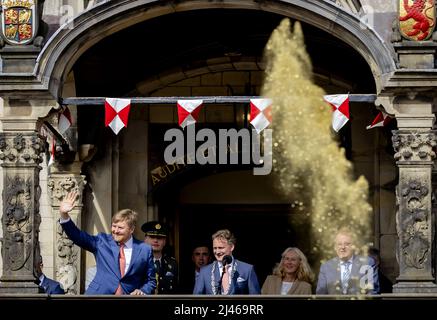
[399,0,436,41]
[1,0,38,45]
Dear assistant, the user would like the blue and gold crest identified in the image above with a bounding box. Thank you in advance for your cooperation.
[1,0,37,45]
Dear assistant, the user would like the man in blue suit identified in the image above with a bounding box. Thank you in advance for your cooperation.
[316,228,379,295]
[59,191,156,295]
[193,229,260,295]
[35,255,64,294]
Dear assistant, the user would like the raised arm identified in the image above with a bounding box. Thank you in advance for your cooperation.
[59,191,98,253]
[59,191,78,220]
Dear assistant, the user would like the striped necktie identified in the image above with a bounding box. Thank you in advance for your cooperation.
[341,261,351,294]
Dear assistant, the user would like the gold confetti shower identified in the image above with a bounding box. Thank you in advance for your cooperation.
[262,19,373,262]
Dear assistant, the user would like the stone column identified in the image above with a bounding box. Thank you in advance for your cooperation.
[48,167,85,295]
[0,132,45,293]
[391,97,437,293]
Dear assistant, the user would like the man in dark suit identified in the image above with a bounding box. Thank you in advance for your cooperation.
[142,221,178,294]
[316,227,379,295]
[193,229,260,295]
[180,243,211,293]
[35,255,64,294]
[59,191,156,295]
[192,244,211,283]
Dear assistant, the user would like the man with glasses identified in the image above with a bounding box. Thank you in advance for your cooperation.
[316,227,379,295]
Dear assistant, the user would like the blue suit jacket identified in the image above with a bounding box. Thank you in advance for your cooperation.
[61,219,156,295]
[193,259,260,294]
[316,255,380,295]
[41,276,64,294]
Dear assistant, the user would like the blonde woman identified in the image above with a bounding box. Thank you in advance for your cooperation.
[262,247,314,295]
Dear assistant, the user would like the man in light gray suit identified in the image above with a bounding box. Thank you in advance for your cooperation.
[316,228,379,295]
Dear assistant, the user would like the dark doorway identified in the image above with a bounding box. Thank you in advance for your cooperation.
[177,204,312,293]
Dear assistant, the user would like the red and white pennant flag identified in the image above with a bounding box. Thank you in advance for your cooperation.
[250,98,272,134]
[177,100,203,128]
[39,124,55,167]
[323,94,349,132]
[104,98,131,135]
[48,135,55,167]
[58,106,73,134]
[366,111,392,130]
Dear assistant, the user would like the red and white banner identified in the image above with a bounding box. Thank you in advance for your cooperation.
[323,94,349,132]
[177,100,203,128]
[250,98,272,134]
[48,135,55,167]
[104,98,131,135]
[366,111,391,130]
[58,106,73,134]
[40,124,55,167]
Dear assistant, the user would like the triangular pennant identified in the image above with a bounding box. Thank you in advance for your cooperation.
[177,100,203,128]
[48,135,55,167]
[366,111,392,130]
[58,107,73,134]
[250,98,272,134]
[323,94,350,132]
[104,98,131,135]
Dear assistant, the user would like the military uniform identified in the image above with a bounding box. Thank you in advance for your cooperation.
[154,255,179,294]
[142,221,179,294]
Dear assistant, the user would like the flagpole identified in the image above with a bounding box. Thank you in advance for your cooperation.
[60,94,377,106]
[42,121,70,152]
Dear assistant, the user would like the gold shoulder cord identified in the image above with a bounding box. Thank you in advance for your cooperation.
[155,271,159,295]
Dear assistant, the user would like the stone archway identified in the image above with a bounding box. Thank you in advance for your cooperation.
[30,0,395,98]
[0,0,407,294]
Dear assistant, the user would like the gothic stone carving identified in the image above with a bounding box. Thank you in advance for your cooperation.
[48,176,83,204]
[48,175,85,294]
[0,133,45,165]
[398,180,430,269]
[0,132,44,290]
[392,131,436,162]
[1,175,40,274]
[56,223,78,294]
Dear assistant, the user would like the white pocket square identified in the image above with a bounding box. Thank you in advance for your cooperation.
[237,276,246,282]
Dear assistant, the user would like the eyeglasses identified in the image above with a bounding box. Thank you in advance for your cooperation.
[336,242,352,248]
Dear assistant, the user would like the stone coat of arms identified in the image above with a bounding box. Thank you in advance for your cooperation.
[399,0,436,41]
[1,0,38,45]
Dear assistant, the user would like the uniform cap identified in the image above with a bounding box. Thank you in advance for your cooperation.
[141,221,168,237]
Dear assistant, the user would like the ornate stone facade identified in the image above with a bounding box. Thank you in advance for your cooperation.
[0,132,45,293]
[1,0,437,295]
[392,130,437,292]
[392,131,437,162]
[48,174,85,295]
[0,133,45,165]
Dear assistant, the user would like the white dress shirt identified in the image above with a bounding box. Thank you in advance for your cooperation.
[122,237,133,275]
